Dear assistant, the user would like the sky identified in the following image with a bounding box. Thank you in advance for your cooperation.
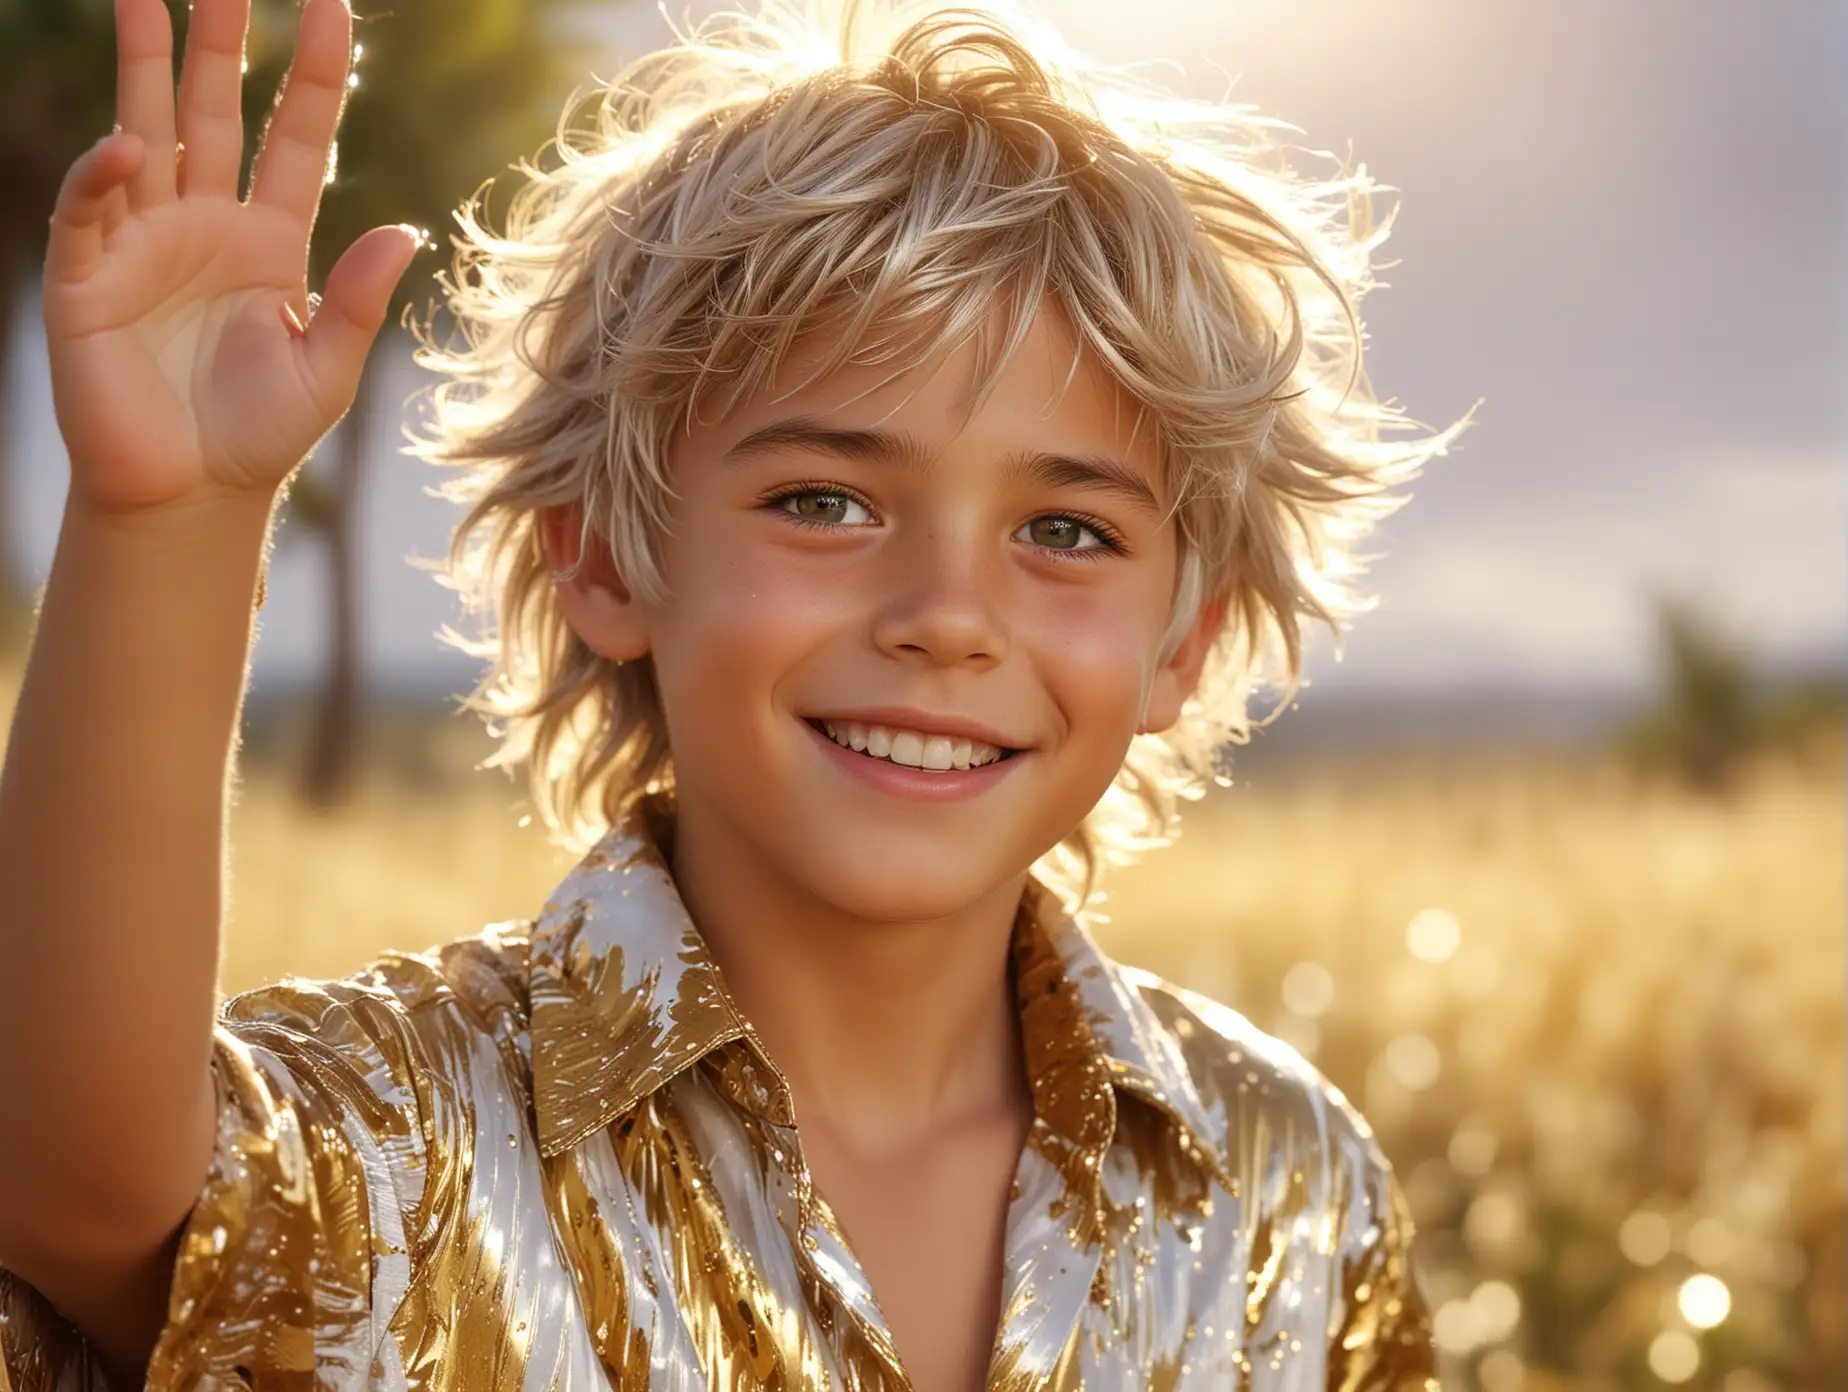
[4,0,1841,709]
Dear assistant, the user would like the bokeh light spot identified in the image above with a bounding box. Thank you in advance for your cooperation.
[1648,1331,1700,1383]
[1407,907,1461,963]
[1385,1032,1442,1091]
[1448,1114,1499,1177]
[1432,1280,1522,1354]
[1678,1273,1731,1329]
[1465,1189,1527,1261]
[1433,1297,1477,1353]
[1618,1210,1673,1266]
[1281,961,1336,1017]
[1471,1280,1522,1342]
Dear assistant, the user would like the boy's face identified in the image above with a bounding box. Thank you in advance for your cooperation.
[547,306,1221,923]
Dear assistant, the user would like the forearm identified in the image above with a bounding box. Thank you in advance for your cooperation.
[0,484,278,1254]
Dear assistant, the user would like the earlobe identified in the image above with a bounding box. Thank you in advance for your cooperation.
[538,504,653,664]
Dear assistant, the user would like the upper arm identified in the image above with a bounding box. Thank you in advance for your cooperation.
[0,1226,193,1391]
[0,1075,216,1388]
[0,974,442,1391]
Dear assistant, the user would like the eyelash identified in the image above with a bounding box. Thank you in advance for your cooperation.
[758,482,1129,560]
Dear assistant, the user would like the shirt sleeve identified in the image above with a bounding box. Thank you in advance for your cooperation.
[1323,1126,1440,1392]
[0,967,450,1391]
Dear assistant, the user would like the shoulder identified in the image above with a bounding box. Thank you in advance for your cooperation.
[105,923,549,1386]
[1058,904,1423,1305]
[1113,964,1400,1204]
[210,920,541,1167]
[220,919,535,1055]
[1100,959,1439,1375]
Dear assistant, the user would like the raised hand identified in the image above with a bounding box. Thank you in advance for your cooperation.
[42,0,422,516]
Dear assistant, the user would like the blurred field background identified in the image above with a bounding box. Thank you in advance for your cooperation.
[2,1,1843,1389]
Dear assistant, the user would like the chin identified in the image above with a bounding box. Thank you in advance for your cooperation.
[776,820,1036,926]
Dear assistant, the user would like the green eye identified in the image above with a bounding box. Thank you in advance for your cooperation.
[1021,515,1093,550]
[777,491,871,525]
[794,493,848,522]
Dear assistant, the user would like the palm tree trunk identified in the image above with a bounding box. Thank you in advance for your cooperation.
[298,368,373,807]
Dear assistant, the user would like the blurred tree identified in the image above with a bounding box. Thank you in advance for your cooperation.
[269,0,597,807]
[1611,589,1844,793]
[0,0,121,622]
[1631,591,1758,791]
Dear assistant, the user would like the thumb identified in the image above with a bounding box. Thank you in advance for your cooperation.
[299,224,424,414]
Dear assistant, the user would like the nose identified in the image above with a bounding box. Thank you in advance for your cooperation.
[871,528,1010,670]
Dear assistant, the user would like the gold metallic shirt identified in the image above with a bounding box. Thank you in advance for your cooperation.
[1,805,1436,1390]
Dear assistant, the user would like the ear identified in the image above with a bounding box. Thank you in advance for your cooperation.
[537,504,653,664]
[1139,594,1230,735]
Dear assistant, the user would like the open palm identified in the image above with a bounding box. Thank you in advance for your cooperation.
[43,0,420,515]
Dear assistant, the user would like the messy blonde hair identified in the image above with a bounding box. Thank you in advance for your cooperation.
[405,0,1472,905]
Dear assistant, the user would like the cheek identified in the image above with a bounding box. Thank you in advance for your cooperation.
[648,521,849,718]
[1024,579,1166,729]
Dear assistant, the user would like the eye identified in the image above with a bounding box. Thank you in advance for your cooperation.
[1015,514,1120,554]
[772,488,875,527]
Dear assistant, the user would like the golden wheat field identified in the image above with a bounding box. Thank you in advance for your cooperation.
[7,635,1842,1389]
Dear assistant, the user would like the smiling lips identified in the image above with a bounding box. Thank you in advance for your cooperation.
[814,719,1010,771]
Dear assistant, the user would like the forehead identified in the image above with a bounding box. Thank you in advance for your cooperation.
[682,302,1165,486]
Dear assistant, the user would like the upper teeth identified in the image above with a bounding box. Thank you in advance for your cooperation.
[820,721,1006,771]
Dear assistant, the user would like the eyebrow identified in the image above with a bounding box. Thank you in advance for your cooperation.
[721,416,1163,515]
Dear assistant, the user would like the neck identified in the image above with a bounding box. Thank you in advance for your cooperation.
[667,796,1033,1159]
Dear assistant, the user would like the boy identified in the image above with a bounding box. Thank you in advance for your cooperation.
[0,0,1468,1385]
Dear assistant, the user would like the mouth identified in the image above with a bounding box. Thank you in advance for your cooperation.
[804,717,1023,772]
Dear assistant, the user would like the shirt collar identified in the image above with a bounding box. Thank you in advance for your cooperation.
[527,797,1229,1182]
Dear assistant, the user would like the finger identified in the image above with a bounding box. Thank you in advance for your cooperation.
[176,0,252,200]
[298,225,422,415]
[248,0,353,230]
[100,175,131,245]
[45,134,146,286]
[114,0,178,210]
